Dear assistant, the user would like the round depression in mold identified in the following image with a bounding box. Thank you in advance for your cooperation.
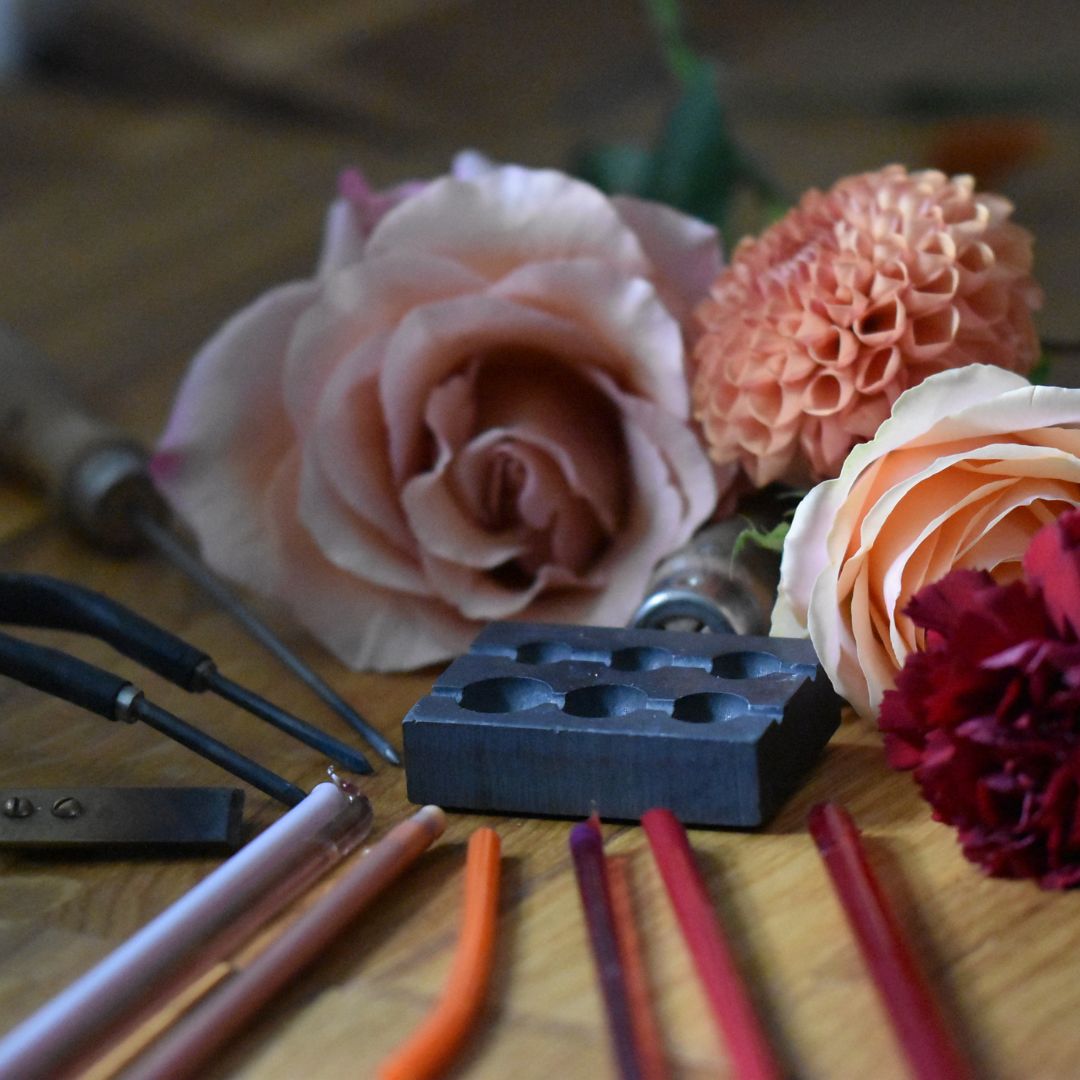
[610,646,673,672]
[672,691,751,724]
[459,676,552,714]
[516,640,574,665]
[711,651,785,679]
[563,683,649,718]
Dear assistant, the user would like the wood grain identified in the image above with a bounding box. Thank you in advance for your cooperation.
[1,2,1079,1077]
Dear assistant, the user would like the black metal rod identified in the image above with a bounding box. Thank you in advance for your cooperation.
[202,668,372,775]
[130,696,306,808]
[0,572,375,772]
[135,513,401,766]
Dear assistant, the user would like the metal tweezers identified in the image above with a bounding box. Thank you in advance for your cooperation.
[0,573,374,806]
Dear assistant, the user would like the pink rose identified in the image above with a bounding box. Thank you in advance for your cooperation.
[153,164,721,671]
[772,365,1080,718]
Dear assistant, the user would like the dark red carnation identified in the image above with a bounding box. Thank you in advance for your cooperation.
[1024,506,1080,640]
[879,508,1080,888]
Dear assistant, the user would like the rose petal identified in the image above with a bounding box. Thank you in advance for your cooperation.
[317,198,368,279]
[382,297,599,482]
[154,280,321,591]
[491,259,689,415]
[414,380,716,625]
[455,360,626,532]
[273,467,475,671]
[157,161,721,673]
[400,362,623,574]
[611,194,723,323]
[284,252,484,432]
[366,166,650,281]
[776,366,1080,716]
[298,446,426,593]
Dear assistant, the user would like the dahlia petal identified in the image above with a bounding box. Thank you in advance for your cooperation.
[839,391,895,439]
[905,267,959,316]
[853,295,906,348]
[803,369,856,416]
[692,166,1041,488]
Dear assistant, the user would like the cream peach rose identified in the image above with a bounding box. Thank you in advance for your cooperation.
[772,365,1080,718]
[152,164,721,671]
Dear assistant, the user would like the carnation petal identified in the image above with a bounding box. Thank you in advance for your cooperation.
[1025,509,1080,639]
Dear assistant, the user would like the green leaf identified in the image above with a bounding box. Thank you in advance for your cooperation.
[732,520,791,560]
[569,0,787,243]
[639,62,742,233]
[640,0,701,83]
[1029,351,1052,385]
[572,144,653,196]
[762,196,791,226]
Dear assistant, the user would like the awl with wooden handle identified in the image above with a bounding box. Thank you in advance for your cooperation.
[0,323,401,766]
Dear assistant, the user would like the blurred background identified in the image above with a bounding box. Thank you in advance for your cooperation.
[0,8,1077,1070]
[0,0,1077,446]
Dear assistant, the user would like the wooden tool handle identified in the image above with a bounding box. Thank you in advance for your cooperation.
[0,324,167,551]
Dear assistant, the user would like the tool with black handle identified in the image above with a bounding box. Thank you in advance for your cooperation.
[0,323,400,766]
[0,629,305,807]
[0,573,372,773]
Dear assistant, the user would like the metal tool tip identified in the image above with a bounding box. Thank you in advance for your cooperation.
[341,748,376,775]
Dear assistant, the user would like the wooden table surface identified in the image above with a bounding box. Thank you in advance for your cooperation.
[2,3,1080,1077]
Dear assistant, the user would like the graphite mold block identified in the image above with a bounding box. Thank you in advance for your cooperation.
[403,621,842,827]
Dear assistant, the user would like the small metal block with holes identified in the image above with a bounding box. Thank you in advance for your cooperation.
[403,621,842,827]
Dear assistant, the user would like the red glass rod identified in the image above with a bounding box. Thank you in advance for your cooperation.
[641,808,781,1080]
[808,802,975,1080]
